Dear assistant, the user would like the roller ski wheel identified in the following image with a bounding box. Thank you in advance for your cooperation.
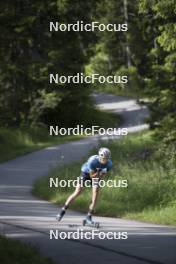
[82,218,100,228]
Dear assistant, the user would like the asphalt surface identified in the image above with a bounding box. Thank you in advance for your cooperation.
[0,93,175,264]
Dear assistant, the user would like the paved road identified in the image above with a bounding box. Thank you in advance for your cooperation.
[0,93,175,264]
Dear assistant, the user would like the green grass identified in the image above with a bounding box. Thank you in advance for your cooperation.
[0,235,55,264]
[0,108,120,163]
[125,203,176,226]
[33,131,176,226]
[0,126,83,163]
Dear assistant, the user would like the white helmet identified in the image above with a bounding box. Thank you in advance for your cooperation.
[98,147,111,159]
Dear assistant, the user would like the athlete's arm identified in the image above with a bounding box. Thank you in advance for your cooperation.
[89,170,99,178]
[90,169,107,178]
[99,172,107,177]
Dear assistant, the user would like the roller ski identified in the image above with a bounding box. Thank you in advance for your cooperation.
[82,214,100,228]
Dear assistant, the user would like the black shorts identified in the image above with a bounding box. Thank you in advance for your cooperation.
[78,172,99,187]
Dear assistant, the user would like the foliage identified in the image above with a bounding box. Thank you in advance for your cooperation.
[0,0,96,126]
[139,0,176,143]
[0,0,175,145]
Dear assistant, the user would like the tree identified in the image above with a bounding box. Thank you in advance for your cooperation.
[139,0,176,143]
[0,0,97,127]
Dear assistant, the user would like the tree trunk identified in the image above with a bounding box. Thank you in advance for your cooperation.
[123,0,131,68]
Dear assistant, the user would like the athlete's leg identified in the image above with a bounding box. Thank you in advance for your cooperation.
[56,184,83,221]
[86,185,99,222]
[65,184,83,207]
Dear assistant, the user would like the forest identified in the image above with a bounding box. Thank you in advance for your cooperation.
[0,0,175,147]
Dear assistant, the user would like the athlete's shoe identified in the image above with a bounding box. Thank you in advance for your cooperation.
[56,209,65,221]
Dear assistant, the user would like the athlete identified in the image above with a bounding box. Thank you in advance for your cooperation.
[56,147,112,224]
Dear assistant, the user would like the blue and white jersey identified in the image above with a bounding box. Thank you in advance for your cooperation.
[81,155,112,174]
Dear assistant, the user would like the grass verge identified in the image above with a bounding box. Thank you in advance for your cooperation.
[0,126,83,163]
[0,235,54,264]
[33,131,176,226]
[0,107,120,163]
